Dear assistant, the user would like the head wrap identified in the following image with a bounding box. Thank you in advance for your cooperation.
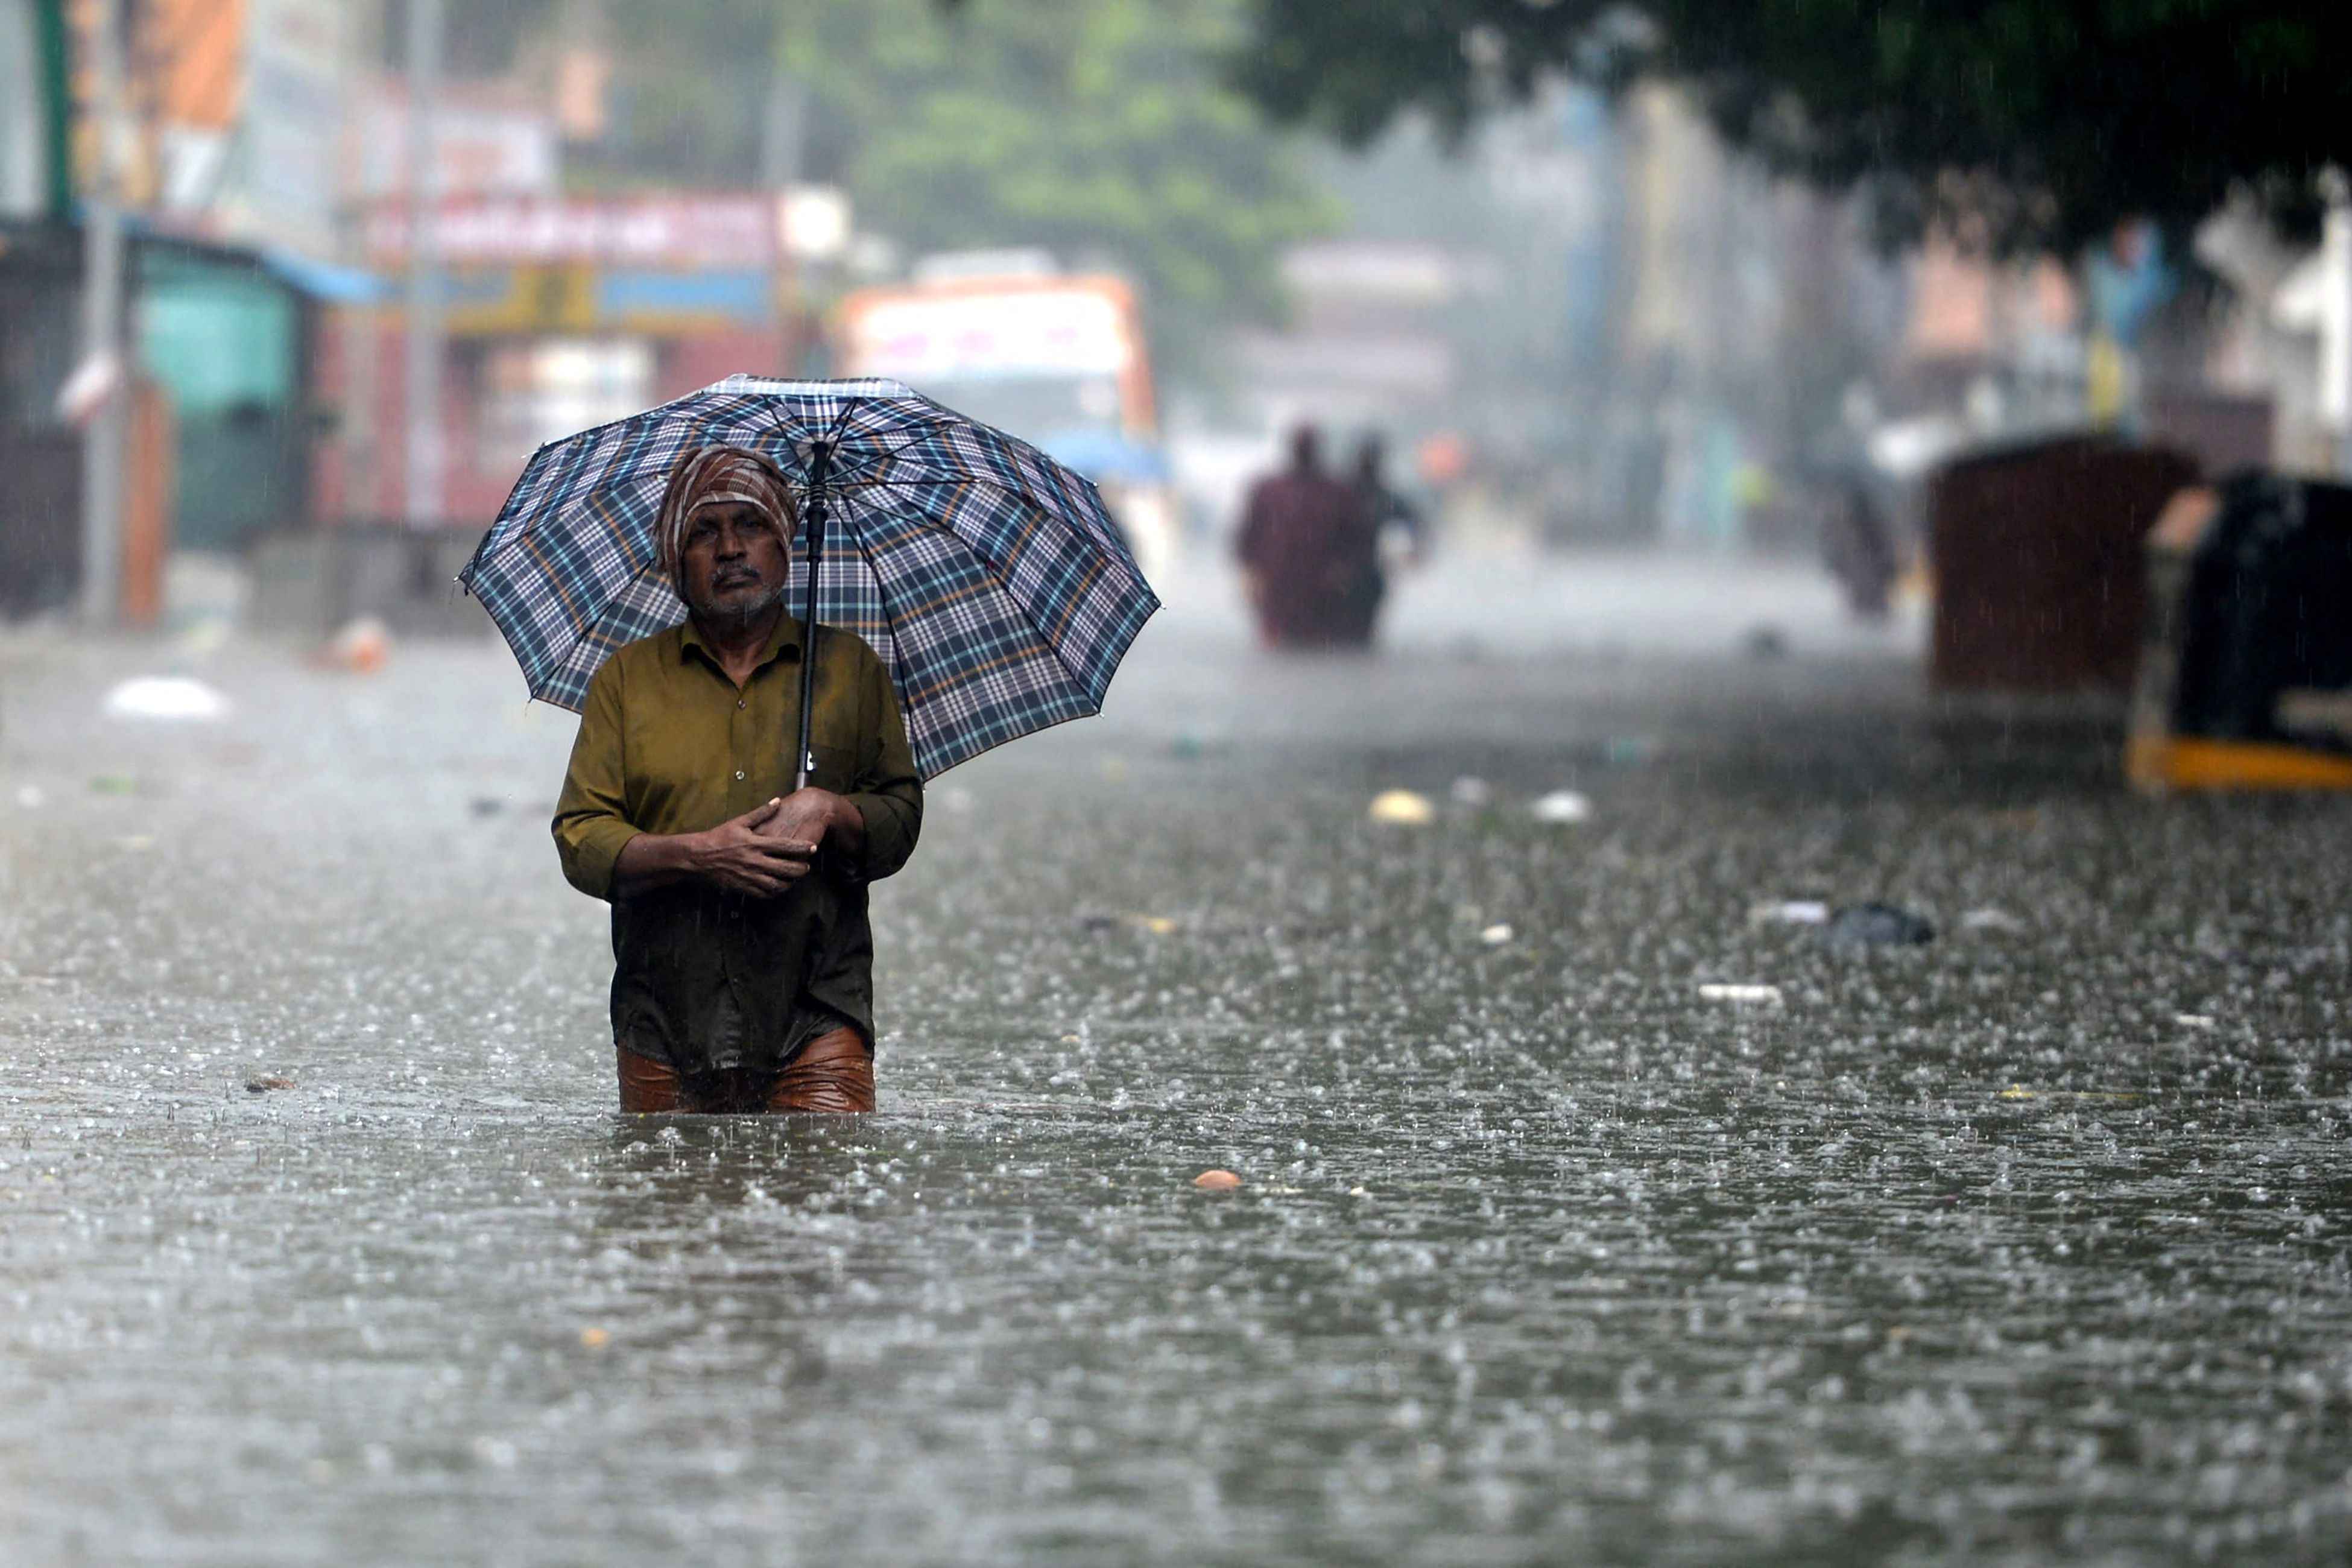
[651,445,800,586]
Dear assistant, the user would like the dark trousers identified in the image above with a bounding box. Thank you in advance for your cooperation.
[616,1026,875,1113]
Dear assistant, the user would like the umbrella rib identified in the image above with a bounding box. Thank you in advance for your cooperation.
[831,471,1143,583]
[826,486,921,726]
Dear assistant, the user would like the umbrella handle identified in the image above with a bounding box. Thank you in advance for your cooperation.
[792,440,834,792]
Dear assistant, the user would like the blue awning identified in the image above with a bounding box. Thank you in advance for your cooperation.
[258,247,388,304]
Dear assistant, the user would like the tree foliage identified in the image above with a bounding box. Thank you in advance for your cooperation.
[1229,0,2352,250]
[599,0,1337,348]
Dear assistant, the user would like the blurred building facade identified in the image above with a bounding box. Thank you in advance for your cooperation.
[0,0,350,618]
[0,0,827,625]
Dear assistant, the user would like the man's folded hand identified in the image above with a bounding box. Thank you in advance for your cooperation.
[689,798,817,897]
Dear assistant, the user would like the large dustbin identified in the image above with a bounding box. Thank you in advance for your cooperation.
[1928,434,2199,693]
[2127,472,2352,789]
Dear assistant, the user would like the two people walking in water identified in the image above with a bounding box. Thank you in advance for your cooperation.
[1235,424,1423,650]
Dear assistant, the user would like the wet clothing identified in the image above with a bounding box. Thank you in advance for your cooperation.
[1823,484,1898,620]
[1235,466,1376,648]
[615,1025,874,1113]
[552,613,923,1079]
[1339,477,1423,644]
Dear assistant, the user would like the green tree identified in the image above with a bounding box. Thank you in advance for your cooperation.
[1229,0,2352,251]
[599,0,1339,357]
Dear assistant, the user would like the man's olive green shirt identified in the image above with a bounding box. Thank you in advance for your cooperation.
[552,615,922,1076]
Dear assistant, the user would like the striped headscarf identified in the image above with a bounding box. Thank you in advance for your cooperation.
[651,444,800,586]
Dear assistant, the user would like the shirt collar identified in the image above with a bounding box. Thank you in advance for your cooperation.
[679,610,803,673]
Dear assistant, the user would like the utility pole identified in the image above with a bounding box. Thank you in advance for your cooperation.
[402,0,446,528]
[339,0,383,520]
[78,0,128,625]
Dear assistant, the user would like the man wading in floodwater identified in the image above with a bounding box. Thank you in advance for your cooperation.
[551,446,922,1112]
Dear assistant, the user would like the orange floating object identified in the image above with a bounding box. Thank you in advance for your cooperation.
[1192,1169,1241,1190]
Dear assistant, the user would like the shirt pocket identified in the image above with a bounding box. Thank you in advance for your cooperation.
[807,741,861,794]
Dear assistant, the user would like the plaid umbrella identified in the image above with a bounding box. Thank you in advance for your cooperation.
[459,375,1160,780]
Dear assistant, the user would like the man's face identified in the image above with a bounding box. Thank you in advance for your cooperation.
[678,502,791,624]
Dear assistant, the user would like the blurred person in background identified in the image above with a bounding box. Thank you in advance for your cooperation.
[551,447,924,1113]
[1339,432,1426,645]
[1821,478,1899,621]
[1235,423,1373,649]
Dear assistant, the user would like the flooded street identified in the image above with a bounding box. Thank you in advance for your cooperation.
[2,556,2348,1566]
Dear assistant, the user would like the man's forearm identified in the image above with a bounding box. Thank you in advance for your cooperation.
[610,829,702,899]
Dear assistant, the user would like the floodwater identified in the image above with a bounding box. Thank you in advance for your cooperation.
[1,555,2348,1565]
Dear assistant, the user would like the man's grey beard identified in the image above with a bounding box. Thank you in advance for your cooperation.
[683,577,791,636]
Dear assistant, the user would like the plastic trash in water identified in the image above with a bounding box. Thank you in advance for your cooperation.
[1449,776,1491,808]
[1479,923,1514,946]
[324,616,391,674]
[1960,908,2025,933]
[1750,900,1830,926]
[1820,903,1935,949]
[1699,982,1783,1004]
[1531,789,1591,824]
[1192,1169,1242,1190]
[102,675,229,722]
[1368,789,1436,826]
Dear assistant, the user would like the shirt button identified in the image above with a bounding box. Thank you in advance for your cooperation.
[737,700,745,709]
[735,770,746,780]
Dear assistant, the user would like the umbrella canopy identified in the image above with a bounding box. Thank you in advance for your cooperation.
[460,376,1160,779]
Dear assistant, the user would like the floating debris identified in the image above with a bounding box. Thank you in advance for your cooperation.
[1601,736,1655,766]
[580,1327,611,1348]
[1449,776,1491,808]
[1997,1085,2143,1102]
[1530,789,1592,824]
[1368,789,1436,826]
[1479,923,1514,946]
[324,616,390,674]
[1820,903,1935,949]
[1192,1169,1242,1190]
[1075,912,1179,936]
[102,675,229,722]
[1698,983,1783,1005]
[2176,1013,2218,1029]
[1750,899,1830,926]
[1960,908,2025,933]
[244,1076,296,1093]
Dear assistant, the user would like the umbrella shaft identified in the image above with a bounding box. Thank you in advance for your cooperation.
[793,441,833,792]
